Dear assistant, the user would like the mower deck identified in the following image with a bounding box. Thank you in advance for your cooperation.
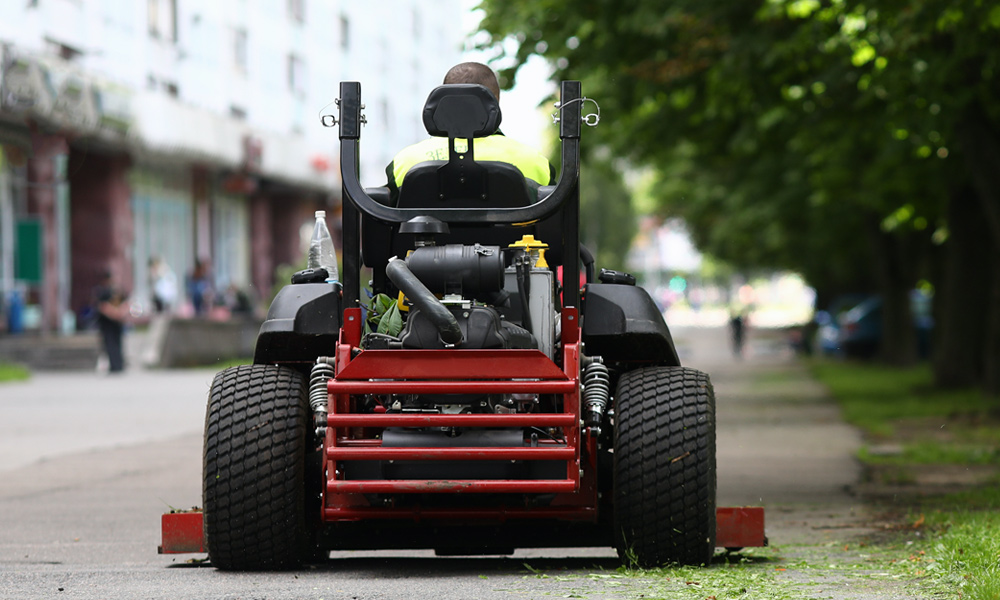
[159,507,765,555]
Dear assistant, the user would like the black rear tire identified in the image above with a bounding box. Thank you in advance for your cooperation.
[203,364,313,570]
[613,366,717,566]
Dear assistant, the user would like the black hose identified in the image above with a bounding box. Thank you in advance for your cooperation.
[579,244,596,284]
[385,258,464,346]
[515,255,533,334]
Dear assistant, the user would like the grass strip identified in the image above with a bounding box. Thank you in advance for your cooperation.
[810,359,1000,599]
[809,361,992,437]
[0,362,30,383]
[879,487,1000,600]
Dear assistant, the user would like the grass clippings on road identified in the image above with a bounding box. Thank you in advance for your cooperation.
[627,553,798,599]
[521,550,799,599]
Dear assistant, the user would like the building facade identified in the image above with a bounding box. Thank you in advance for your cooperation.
[0,0,465,334]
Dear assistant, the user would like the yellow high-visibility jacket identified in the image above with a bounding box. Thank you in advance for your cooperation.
[385,132,555,202]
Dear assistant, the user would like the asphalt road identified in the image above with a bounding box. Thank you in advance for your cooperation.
[0,325,870,599]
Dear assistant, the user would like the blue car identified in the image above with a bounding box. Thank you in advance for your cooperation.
[837,291,934,358]
[813,294,868,356]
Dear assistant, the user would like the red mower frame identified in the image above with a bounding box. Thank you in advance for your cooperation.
[322,309,594,519]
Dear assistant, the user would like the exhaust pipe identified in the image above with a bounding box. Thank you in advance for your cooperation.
[385,257,464,347]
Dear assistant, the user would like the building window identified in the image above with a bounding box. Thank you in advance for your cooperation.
[233,28,248,72]
[230,106,247,121]
[288,0,305,23]
[148,0,177,42]
[339,15,350,50]
[287,54,305,96]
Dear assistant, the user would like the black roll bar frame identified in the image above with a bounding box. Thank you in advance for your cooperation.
[337,80,582,311]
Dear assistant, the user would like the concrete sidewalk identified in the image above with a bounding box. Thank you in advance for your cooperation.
[0,368,213,472]
[673,324,867,544]
[0,323,903,599]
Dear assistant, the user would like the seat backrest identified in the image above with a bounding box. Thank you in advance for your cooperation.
[422,84,501,139]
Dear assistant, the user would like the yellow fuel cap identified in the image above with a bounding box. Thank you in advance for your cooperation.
[509,235,549,268]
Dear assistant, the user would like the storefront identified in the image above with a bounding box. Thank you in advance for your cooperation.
[129,165,194,314]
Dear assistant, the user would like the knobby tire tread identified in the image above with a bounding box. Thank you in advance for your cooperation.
[614,366,717,566]
[203,364,309,570]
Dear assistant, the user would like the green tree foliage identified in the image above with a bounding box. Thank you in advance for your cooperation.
[477,0,1000,391]
[579,156,636,270]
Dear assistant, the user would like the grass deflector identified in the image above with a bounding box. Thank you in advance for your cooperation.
[161,81,765,569]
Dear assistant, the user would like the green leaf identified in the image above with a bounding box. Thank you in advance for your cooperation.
[377,302,403,336]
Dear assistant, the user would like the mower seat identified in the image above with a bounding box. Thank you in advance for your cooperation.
[362,84,565,292]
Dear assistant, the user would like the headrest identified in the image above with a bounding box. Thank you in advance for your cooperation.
[422,84,502,139]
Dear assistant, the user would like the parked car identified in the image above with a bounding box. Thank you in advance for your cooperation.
[837,291,934,359]
[813,294,868,356]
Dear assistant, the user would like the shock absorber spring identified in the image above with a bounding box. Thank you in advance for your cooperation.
[309,357,336,441]
[581,357,610,428]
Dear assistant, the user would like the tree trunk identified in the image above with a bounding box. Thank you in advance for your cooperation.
[985,255,1000,397]
[956,101,1000,396]
[932,188,990,387]
[865,216,918,366]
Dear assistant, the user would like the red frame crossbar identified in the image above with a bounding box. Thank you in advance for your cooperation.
[322,309,587,523]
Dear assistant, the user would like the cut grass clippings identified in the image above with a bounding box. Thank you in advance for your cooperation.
[523,550,801,599]
[626,554,797,599]
[865,486,1000,600]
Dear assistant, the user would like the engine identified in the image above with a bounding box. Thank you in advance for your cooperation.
[379,241,556,355]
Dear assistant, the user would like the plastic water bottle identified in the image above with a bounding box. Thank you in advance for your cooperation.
[307,210,339,281]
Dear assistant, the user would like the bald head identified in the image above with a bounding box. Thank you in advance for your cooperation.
[443,62,501,100]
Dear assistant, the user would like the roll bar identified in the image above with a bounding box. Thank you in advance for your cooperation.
[337,80,583,312]
[337,80,582,225]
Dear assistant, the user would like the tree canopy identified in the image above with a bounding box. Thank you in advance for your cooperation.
[477,0,1000,391]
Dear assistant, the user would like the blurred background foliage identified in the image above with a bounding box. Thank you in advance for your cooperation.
[476,0,1000,395]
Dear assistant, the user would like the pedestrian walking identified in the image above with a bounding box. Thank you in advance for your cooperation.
[149,256,178,313]
[186,258,213,316]
[93,269,129,373]
[729,309,746,358]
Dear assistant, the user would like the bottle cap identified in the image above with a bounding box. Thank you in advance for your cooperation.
[316,210,326,218]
